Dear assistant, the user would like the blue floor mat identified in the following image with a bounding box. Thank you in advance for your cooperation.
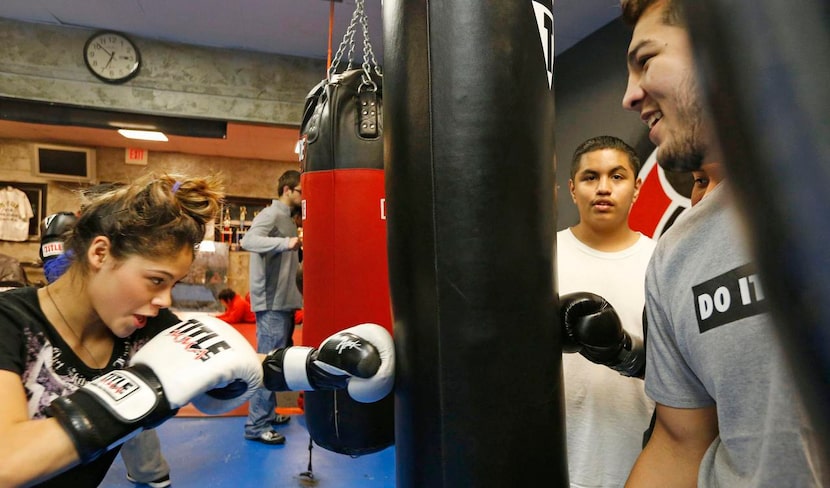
[101,414,395,487]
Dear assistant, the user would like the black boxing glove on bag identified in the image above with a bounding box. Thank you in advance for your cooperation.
[560,291,645,378]
[263,323,394,403]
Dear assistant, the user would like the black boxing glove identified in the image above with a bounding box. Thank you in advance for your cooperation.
[262,323,394,403]
[40,212,78,283]
[560,291,645,378]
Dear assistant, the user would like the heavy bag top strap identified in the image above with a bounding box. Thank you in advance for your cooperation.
[301,79,328,135]
[327,0,381,87]
[358,89,379,138]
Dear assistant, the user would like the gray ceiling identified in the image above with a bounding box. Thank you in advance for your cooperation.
[0,0,622,60]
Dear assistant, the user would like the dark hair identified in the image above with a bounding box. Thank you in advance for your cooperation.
[570,136,641,179]
[66,173,224,271]
[620,0,684,27]
[277,170,301,197]
[217,288,237,302]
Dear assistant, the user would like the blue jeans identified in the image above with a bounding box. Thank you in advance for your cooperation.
[245,310,293,437]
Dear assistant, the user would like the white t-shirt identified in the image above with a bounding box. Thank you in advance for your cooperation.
[557,228,656,488]
[0,186,34,242]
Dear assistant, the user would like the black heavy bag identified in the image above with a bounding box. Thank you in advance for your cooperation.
[298,10,393,455]
[383,1,567,487]
[681,0,830,452]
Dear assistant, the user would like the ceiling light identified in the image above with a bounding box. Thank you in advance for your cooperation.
[118,129,169,141]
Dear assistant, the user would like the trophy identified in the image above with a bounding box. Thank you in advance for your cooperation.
[239,206,247,231]
[221,207,232,244]
[234,206,248,250]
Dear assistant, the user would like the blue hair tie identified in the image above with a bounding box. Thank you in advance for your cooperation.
[172,181,182,193]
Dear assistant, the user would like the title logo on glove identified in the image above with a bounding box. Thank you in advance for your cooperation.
[166,319,233,361]
[41,241,65,258]
[92,370,140,401]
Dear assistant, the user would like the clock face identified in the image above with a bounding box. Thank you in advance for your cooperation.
[84,32,141,83]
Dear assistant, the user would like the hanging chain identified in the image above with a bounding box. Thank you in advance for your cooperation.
[358,0,382,89]
[327,0,382,88]
[328,6,359,77]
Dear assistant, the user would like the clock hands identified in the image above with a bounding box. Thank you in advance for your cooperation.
[95,43,113,57]
[103,51,115,70]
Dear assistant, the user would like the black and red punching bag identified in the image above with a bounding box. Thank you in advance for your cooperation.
[298,65,394,455]
[383,1,567,486]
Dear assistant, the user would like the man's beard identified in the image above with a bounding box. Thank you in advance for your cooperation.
[657,75,707,172]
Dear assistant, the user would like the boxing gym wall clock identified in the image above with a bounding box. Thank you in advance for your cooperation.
[83,31,141,84]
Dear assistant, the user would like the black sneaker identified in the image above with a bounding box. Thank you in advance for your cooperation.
[126,473,171,488]
[245,430,286,445]
[271,414,291,426]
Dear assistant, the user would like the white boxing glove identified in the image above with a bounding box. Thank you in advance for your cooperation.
[132,314,264,414]
[47,314,263,464]
[262,323,395,403]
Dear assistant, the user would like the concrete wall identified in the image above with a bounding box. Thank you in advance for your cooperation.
[0,17,326,125]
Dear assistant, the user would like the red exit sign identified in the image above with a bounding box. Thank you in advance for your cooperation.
[125,148,148,165]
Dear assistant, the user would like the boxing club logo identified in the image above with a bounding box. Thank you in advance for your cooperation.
[629,149,692,238]
[166,319,233,361]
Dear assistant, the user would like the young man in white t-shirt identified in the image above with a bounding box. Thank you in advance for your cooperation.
[557,135,656,488]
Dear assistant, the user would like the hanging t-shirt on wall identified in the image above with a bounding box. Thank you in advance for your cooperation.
[0,186,34,242]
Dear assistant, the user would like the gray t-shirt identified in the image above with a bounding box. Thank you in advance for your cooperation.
[645,183,825,487]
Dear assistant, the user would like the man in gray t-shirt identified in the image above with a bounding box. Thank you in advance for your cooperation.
[240,170,303,445]
[644,183,823,486]
[619,0,826,485]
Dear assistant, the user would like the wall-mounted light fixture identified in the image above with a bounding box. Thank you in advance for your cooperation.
[117,129,169,141]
